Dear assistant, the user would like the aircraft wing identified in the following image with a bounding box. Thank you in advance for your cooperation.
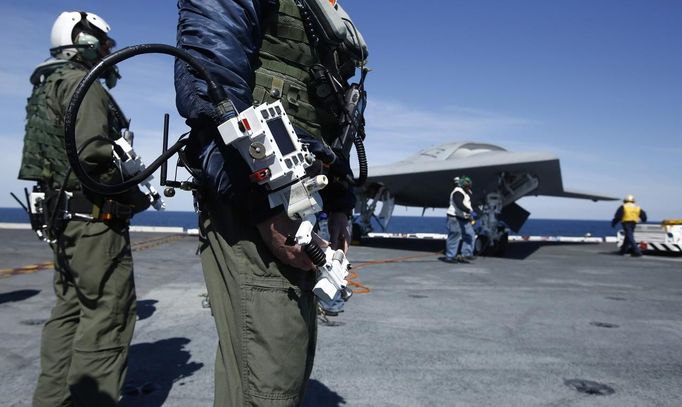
[543,188,619,201]
[361,141,617,208]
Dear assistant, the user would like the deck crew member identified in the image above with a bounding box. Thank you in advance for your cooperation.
[611,194,647,257]
[445,176,476,263]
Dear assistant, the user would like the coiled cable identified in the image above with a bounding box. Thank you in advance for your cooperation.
[64,43,233,196]
[352,129,367,186]
[304,242,327,267]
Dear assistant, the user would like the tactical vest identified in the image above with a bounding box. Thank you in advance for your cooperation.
[622,202,641,223]
[18,63,124,191]
[253,0,362,144]
[18,64,75,189]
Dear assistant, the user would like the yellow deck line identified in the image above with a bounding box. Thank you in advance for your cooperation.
[1,235,187,278]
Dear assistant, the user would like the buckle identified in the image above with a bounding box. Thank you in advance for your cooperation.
[99,200,132,222]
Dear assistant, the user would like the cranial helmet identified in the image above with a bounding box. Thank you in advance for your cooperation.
[459,176,472,188]
[50,11,115,61]
[452,176,460,184]
[624,194,635,203]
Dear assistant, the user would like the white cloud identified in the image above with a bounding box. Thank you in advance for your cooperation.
[367,99,530,141]
[363,98,532,164]
[648,145,682,156]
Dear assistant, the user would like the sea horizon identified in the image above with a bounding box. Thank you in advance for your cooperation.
[0,207,623,237]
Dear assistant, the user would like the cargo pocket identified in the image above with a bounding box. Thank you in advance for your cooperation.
[71,222,131,305]
[242,283,311,402]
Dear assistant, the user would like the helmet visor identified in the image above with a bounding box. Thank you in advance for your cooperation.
[100,36,116,56]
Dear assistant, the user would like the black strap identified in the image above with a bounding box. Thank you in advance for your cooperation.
[100,199,133,221]
[67,192,95,214]
[49,190,132,222]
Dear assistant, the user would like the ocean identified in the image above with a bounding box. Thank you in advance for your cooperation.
[0,207,618,237]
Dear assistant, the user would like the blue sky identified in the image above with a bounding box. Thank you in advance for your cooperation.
[1,1,680,220]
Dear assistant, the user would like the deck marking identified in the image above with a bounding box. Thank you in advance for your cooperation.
[0,262,54,278]
[348,251,441,294]
[1,235,188,278]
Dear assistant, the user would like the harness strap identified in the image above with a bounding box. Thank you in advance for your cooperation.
[49,190,133,223]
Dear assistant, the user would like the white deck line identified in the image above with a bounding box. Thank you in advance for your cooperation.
[367,232,618,243]
[0,222,32,229]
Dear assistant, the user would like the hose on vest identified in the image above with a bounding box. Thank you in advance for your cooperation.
[351,127,367,186]
[295,1,369,187]
[64,43,235,196]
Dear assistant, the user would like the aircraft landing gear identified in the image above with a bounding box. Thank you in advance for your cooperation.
[351,222,365,244]
[496,232,509,256]
[474,231,509,257]
[352,185,394,243]
[474,235,489,256]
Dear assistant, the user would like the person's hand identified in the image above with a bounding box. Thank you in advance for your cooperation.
[110,187,151,215]
[298,132,335,164]
[256,212,323,271]
[328,212,351,253]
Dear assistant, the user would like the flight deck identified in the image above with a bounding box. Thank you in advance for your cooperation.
[1,228,681,406]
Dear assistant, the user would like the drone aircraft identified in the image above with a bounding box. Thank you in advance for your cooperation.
[353,141,616,255]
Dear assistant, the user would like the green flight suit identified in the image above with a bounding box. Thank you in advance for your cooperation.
[177,0,366,405]
[197,191,318,407]
[37,220,135,407]
[22,62,141,407]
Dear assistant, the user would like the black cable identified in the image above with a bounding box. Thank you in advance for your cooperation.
[340,17,366,63]
[286,4,369,187]
[336,92,368,186]
[340,18,368,186]
[10,192,28,212]
[352,129,367,186]
[64,43,233,196]
[175,132,202,181]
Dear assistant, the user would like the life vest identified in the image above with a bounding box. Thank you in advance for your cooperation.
[448,186,472,219]
[18,62,73,188]
[253,0,367,144]
[622,202,642,223]
[18,62,125,190]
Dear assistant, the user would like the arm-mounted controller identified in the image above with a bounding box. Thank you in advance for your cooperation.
[217,101,325,219]
[113,132,165,211]
[217,100,352,303]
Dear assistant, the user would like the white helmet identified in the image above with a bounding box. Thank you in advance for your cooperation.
[50,11,115,61]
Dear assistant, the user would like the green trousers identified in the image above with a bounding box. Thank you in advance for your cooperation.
[198,195,317,407]
[33,220,136,407]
